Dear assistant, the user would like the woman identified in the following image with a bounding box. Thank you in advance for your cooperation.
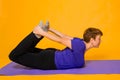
[9,21,103,70]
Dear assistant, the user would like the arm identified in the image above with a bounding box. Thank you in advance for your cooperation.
[42,31,72,49]
[33,26,72,49]
[49,28,73,40]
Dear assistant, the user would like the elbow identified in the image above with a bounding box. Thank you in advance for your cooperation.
[59,38,72,49]
[58,37,65,44]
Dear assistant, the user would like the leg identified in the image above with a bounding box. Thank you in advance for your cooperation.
[9,32,43,62]
[9,22,57,70]
[9,32,57,70]
[9,20,50,58]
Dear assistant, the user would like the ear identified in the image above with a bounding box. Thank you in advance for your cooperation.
[90,38,95,43]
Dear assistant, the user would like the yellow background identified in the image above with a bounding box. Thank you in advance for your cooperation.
[0,0,120,79]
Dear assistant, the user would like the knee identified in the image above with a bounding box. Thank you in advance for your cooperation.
[9,50,17,61]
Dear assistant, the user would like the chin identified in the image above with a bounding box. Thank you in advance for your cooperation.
[94,46,99,48]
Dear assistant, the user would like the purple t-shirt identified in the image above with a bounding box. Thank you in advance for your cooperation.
[55,37,86,69]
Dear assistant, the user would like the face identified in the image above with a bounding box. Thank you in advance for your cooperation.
[91,35,102,48]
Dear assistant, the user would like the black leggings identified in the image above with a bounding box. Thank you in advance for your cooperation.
[9,32,57,70]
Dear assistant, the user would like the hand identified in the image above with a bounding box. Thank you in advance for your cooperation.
[33,25,46,36]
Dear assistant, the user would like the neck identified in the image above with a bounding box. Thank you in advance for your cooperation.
[83,41,93,51]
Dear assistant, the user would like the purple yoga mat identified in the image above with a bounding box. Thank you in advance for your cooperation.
[0,60,120,75]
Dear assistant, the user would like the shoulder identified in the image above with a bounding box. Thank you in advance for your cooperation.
[71,37,85,51]
[72,37,83,42]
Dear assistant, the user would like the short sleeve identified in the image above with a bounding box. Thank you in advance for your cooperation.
[71,38,85,52]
